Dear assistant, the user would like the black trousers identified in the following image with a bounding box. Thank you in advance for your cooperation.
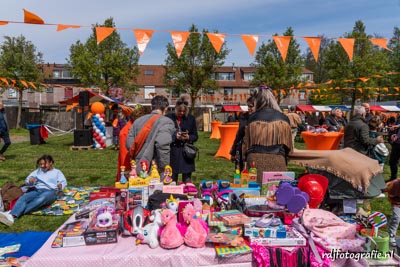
[172,173,192,183]
[389,143,400,180]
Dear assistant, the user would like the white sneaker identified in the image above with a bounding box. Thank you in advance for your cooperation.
[390,237,396,246]
[0,211,14,226]
[377,193,386,198]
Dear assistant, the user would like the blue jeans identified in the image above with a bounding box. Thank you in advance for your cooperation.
[10,189,57,218]
[0,131,11,154]
[388,206,400,238]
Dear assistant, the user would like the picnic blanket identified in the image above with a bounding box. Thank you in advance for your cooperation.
[31,186,99,216]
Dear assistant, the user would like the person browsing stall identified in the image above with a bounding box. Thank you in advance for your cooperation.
[0,155,67,226]
[0,103,11,161]
[166,94,198,184]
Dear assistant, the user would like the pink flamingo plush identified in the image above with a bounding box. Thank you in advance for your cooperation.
[159,208,184,249]
[182,203,208,248]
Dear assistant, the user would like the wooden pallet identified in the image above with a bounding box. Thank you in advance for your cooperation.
[70,145,92,150]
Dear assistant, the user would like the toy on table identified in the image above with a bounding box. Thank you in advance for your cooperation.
[149,160,160,179]
[159,208,184,249]
[139,160,149,178]
[249,162,257,182]
[232,167,241,187]
[136,209,163,248]
[216,180,233,206]
[95,206,116,228]
[129,160,137,178]
[200,180,217,204]
[240,162,249,188]
[182,203,208,248]
[162,165,173,185]
[166,194,179,213]
[275,182,309,214]
[368,211,387,237]
[119,166,127,184]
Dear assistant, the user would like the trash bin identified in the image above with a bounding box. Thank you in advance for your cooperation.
[26,124,42,145]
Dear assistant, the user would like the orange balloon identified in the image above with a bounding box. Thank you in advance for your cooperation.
[91,102,105,114]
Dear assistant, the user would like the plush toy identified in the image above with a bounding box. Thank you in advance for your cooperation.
[159,208,184,249]
[181,203,208,248]
[166,194,179,214]
[95,206,115,228]
[136,209,163,248]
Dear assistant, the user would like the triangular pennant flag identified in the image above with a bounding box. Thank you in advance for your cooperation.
[23,9,45,24]
[20,80,28,88]
[272,36,291,61]
[28,82,37,89]
[338,38,355,61]
[241,34,259,56]
[358,77,369,82]
[133,29,154,56]
[57,24,81,32]
[206,33,226,53]
[0,78,9,86]
[303,37,321,62]
[170,31,190,58]
[370,38,393,52]
[0,21,9,26]
[95,27,115,44]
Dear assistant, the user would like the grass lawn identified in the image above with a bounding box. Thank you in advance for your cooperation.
[0,130,394,233]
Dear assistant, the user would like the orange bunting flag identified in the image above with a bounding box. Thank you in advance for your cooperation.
[133,29,154,56]
[272,36,291,61]
[303,37,321,62]
[357,88,363,93]
[241,34,259,56]
[57,24,81,32]
[0,78,9,86]
[370,38,392,52]
[383,87,389,92]
[324,80,332,85]
[20,81,28,88]
[28,82,37,89]
[394,87,399,92]
[206,33,226,53]
[23,9,45,24]
[95,27,115,44]
[358,77,369,83]
[338,38,355,61]
[170,31,190,58]
[0,21,9,26]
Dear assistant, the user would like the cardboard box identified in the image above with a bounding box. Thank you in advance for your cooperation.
[248,226,306,246]
[51,220,88,248]
[127,186,149,209]
[84,227,118,245]
[261,172,295,197]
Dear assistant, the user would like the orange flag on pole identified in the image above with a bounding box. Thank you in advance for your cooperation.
[303,37,321,62]
[28,82,37,89]
[370,38,393,52]
[338,38,355,61]
[206,33,226,53]
[272,36,291,61]
[0,78,9,86]
[170,31,190,58]
[0,21,9,26]
[23,9,45,24]
[20,81,29,88]
[133,29,154,56]
[57,24,81,32]
[96,27,115,44]
[241,34,259,56]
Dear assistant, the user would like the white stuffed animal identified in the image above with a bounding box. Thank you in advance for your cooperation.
[136,209,162,248]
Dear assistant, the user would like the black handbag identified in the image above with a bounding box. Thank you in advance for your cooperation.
[183,143,199,160]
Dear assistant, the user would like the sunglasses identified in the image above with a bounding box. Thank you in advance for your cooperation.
[177,100,189,106]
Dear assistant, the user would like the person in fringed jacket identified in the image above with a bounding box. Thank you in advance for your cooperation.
[242,85,292,184]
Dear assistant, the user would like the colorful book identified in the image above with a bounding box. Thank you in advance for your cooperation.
[215,244,253,258]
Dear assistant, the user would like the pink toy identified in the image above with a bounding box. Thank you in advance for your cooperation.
[182,203,208,248]
[159,208,184,249]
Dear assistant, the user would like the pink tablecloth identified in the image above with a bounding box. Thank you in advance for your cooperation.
[26,216,253,267]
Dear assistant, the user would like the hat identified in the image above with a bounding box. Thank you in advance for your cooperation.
[298,174,329,208]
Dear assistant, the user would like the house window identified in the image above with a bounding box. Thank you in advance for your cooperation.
[8,88,17,98]
[46,87,54,93]
[243,72,254,81]
[62,70,72,78]
[217,72,235,81]
[224,87,233,100]
[206,89,215,95]
[144,86,155,99]
[53,70,60,78]
[144,70,154,76]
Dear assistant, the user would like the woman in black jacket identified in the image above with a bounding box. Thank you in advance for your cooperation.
[166,95,198,184]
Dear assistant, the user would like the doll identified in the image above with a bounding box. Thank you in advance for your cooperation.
[129,160,137,178]
[159,208,184,249]
[139,160,149,178]
[162,165,173,185]
[119,165,127,184]
[149,160,160,179]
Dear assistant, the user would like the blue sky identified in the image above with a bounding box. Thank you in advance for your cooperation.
[0,0,399,66]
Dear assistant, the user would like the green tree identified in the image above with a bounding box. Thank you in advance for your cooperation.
[303,36,333,84]
[252,27,303,104]
[0,35,43,129]
[68,17,140,98]
[323,20,390,108]
[164,24,230,113]
[387,26,400,100]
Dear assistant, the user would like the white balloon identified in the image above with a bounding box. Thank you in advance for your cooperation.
[99,118,104,122]
[96,129,101,134]
[102,136,106,140]
[95,114,101,118]
[99,132,104,137]
[96,143,101,148]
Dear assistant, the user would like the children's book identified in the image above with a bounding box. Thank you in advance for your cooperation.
[215,243,252,258]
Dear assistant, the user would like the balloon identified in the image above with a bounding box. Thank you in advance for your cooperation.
[96,129,101,134]
[102,136,106,140]
[95,143,101,148]
[99,118,104,122]
[100,113,105,118]
[95,114,101,118]
[99,132,104,137]
[91,102,105,114]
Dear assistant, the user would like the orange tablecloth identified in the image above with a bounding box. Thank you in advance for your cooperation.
[301,131,344,150]
[214,124,239,160]
[210,121,222,139]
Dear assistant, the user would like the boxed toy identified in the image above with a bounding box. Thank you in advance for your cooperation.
[248,226,306,246]
[261,172,295,197]
[214,210,251,226]
[51,220,88,248]
[84,207,119,245]
[127,186,149,209]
